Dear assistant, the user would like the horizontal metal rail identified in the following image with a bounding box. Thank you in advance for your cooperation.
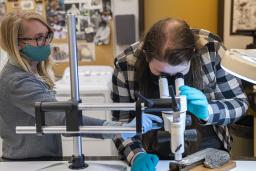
[16,126,138,134]
[78,103,143,111]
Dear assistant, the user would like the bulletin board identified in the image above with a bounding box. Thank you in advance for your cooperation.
[2,0,114,77]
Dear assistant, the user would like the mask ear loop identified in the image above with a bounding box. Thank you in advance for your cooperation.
[17,37,24,50]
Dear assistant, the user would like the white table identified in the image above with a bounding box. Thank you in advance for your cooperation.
[0,160,129,171]
[0,160,256,171]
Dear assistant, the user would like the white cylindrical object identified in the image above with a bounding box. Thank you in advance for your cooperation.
[159,76,171,131]
[180,112,186,132]
[175,74,184,96]
[171,122,184,161]
[179,96,187,112]
[159,76,169,98]
[162,113,173,131]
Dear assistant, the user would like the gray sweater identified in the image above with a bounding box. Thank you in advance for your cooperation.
[0,62,116,159]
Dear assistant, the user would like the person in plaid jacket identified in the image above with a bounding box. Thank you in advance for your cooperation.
[111,18,248,171]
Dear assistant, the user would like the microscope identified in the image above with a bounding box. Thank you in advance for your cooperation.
[158,74,231,171]
[159,73,187,161]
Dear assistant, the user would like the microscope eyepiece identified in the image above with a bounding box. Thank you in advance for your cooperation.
[160,73,169,78]
[175,72,184,79]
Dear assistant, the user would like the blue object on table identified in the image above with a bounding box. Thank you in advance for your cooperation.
[131,153,159,171]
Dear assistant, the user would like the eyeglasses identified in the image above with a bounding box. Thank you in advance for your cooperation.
[18,32,54,46]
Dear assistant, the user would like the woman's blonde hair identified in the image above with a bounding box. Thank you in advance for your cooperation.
[0,11,55,89]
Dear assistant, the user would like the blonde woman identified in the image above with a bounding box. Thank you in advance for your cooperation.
[0,11,162,160]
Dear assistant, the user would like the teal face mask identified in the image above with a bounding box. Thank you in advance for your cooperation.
[21,44,51,61]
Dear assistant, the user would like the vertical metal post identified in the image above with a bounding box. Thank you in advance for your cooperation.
[135,100,142,135]
[68,15,80,102]
[67,15,86,169]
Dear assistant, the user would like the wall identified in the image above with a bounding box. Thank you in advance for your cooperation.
[144,0,253,49]
[144,0,218,34]
[111,0,139,56]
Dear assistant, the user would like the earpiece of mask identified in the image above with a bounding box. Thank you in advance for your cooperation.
[20,44,51,61]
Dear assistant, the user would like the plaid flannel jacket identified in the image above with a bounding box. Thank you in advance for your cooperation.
[111,29,249,164]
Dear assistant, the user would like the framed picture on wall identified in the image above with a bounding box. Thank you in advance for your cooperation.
[230,0,256,34]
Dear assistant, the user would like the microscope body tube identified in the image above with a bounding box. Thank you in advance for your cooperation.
[175,74,184,96]
[172,73,186,161]
[159,76,170,98]
[159,74,186,161]
[159,76,172,131]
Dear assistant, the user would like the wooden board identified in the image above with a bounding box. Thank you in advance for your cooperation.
[189,161,236,171]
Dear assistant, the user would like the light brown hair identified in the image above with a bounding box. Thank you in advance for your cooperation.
[135,18,203,97]
[0,11,55,89]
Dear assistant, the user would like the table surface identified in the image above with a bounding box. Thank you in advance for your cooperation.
[0,160,256,171]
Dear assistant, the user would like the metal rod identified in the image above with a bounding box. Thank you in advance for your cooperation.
[68,16,80,101]
[16,126,137,134]
[78,103,142,111]
[67,14,82,158]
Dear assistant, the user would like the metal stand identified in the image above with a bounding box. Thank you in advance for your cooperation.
[67,15,85,169]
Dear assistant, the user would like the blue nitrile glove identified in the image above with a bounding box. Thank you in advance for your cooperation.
[122,113,163,140]
[131,153,159,171]
[179,85,209,120]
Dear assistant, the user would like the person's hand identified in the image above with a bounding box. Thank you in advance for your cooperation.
[179,85,209,120]
[122,113,163,140]
[131,153,159,171]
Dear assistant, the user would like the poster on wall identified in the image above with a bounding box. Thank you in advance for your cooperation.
[35,2,44,15]
[231,0,256,34]
[50,43,69,62]
[64,2,80,32]
[8,0,38,12]
[65,3,80,15]
[64,0,99,41]
[63,0,111,44]
[46,0,112,64]
[46,0,67,40]
[0,0,6,22]
[93,0,112,45]
[20,0,34,11]
[77,42,95,62]
[91,0,102,9]
[11,0,20,11]
[50,42,95,62]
